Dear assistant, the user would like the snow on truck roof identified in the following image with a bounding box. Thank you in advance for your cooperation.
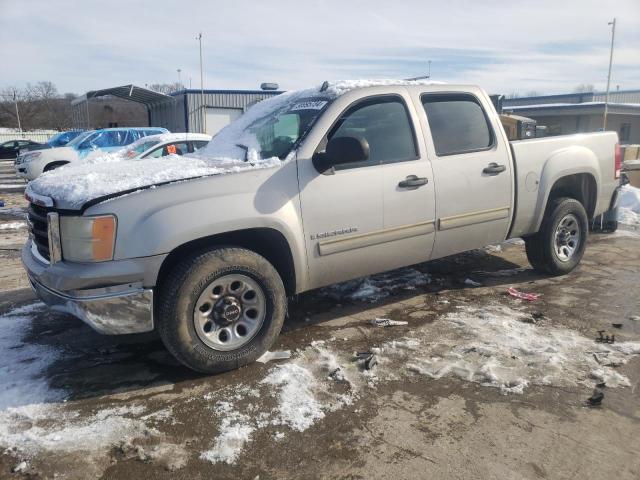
[29,79,446,209]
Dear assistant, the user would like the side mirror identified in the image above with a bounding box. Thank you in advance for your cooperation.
[313,136,370,174]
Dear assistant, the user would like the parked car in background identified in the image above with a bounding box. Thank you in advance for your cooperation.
[0,139,40,159]
[122,133,211,160]
[21,80,621,374]
[15,127,168,180]
[19,130,85,154]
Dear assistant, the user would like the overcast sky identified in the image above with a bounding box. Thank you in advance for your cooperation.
[1,0,638,96]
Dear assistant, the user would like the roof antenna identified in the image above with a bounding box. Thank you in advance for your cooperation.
[320,81,329,92]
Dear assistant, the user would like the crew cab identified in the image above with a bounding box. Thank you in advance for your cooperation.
[22,80,621,373]
[16,127,168,180]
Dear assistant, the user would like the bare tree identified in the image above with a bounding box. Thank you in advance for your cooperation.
[0,82,77,130]
[573,84,595,93]
[148,82,183,95]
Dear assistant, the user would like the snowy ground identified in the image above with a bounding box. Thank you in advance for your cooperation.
[0,232,638,479]
[618,184,640,229]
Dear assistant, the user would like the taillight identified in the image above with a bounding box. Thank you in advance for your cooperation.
[614,143,621,179]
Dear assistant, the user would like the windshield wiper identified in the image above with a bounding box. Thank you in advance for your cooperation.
[235,144,249,162]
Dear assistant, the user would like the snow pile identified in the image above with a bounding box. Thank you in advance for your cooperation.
[28,155,281,208]
[0,303,66,410]
[200,401,255,464]
[618,185,640,227]
[200,341,362,464]
[0,221,27,230]
[322,268,431,302]
[379,305,640,393]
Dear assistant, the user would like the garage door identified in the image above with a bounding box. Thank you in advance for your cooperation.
[205,107,243,136]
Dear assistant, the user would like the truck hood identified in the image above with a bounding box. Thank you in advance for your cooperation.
[27,153,283,211]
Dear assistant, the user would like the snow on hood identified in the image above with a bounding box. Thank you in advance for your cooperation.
[28,155,282,209]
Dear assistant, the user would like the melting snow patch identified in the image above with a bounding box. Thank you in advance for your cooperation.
[200,402,255,464]
[0,221,27,230]
[379,305,640,394]
[0,303,66,410]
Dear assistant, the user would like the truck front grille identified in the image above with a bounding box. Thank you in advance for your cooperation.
[28,202,50,261]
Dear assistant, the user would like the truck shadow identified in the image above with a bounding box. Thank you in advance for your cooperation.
[19,247,543,406]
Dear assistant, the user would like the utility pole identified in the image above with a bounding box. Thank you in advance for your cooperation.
[13,89,22,133]
[427,60,431,79]
[197,32,206,133]
[177,68,182,89]
[603,18,616,130]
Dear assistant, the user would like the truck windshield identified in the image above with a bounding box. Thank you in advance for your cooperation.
[202,91,332,161]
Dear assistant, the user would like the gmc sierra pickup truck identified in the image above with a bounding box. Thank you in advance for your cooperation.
[22,80,621,373]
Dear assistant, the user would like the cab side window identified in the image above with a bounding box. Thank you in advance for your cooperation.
[327,96,418,168]
[422,94,494,156]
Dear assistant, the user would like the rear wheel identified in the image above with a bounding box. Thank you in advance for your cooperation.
[525,197,588,275]
[157,247,286,373]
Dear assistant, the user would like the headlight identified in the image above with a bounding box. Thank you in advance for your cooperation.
[60,215,117,262]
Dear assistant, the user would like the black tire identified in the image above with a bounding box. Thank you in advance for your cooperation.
[157,247,286,373]
[524,197,588,276]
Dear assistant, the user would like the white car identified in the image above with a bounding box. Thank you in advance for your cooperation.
[16,127,168,180]
[120,133,211,160]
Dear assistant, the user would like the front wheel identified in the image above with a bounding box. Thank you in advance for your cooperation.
[156,247,287,373]
[525,197,588,276]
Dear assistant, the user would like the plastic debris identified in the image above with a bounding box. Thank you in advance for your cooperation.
[595,331,615,344]
[355,352,377,370]
[464,278,482,287]
[507,287,540,301]
[256,350,291,363]
[370,318,408,327]
[587,388,605,407]
[630,315,640,322]
[12,461,27,473]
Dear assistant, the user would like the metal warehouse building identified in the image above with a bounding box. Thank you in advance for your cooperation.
[72,85,282,135]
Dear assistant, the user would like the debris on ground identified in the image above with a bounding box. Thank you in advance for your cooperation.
[587,388,605,407]
[596,331,615,344]
[630,315,640,322]
[12,461,27,473]
[463,278,482,287]
[370,318,408,327]
[355,352,377,370]
[611,323,623,329]
[507,287,540,301]
[256,351,291,363]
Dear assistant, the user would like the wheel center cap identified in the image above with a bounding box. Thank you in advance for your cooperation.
[215,297,242,325]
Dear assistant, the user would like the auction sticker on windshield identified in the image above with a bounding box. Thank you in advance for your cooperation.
[290,100,328,111]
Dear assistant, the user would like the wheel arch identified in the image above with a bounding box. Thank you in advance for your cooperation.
[156,227,297,296]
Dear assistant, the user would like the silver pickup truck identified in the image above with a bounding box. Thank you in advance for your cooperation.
[22,80,621,373]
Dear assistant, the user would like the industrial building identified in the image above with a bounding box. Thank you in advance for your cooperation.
[71,85,282,135]
[503,89,640,144]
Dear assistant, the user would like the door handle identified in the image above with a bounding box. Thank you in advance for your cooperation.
[398,175,428,188]
[483,162,506,175]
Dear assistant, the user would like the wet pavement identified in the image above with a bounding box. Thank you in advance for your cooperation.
[0,214,638,479]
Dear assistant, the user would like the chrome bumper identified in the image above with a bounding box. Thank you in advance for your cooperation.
[28,276,154,335]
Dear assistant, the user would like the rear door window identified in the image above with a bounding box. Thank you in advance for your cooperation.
[422,94,493,156]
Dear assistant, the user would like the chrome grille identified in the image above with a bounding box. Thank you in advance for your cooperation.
[28,202,50,261]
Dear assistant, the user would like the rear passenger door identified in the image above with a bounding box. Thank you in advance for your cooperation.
[419,92,513,258]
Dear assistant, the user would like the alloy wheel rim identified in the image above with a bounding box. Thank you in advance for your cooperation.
[193,273,266,351]
[554,213,581,262]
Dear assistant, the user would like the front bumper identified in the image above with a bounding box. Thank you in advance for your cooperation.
[22,240,164,335]
[28,275,154,335]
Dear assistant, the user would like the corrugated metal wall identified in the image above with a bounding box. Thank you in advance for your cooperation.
[148,90,281,133]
